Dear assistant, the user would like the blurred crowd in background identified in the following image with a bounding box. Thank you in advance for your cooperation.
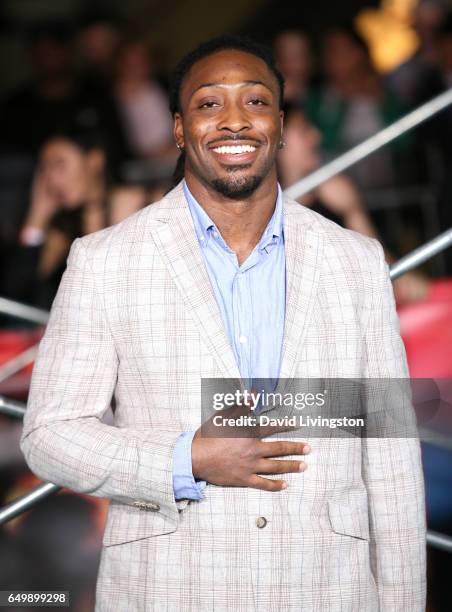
[1,2,452,312]
[1,1,452,610]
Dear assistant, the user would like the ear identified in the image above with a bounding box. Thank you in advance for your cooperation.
[173,112,184,148]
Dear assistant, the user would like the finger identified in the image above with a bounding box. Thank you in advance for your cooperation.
[255,458,307,474]
[247,474,288,492]
[258,440,311,457]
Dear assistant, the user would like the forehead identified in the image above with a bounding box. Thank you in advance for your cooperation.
[181,49,278,102]
[42,139,82,160]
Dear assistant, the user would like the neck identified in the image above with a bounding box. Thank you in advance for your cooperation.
[185,168,279,265]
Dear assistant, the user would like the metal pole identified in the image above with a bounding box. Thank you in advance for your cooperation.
[427,530,452,553]
[0,344,39,384]
[0,395,26,418]
[283,88,452,200]
[389,228,452,279]
[0,297,49,325]
[0,482,60,525]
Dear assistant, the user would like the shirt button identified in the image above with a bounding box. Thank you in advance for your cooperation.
[213,231,219,238]
[255,516,267,528]
[239,335,247,344]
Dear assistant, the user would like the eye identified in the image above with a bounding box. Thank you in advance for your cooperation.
[247,98,267,105]
[199,100,219,109]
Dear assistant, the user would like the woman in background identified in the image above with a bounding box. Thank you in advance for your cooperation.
[9,129,147,309]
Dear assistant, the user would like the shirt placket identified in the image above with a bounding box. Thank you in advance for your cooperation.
[233,249,263,386]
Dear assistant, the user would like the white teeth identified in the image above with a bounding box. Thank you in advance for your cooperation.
[212,144,256,154]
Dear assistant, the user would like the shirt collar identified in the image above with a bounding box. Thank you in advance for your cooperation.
[183,179,215,246]
[183,179,284,250]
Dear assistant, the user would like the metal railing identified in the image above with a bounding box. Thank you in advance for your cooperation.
[0,344,40,384]
[284,87,452,200]
[0,482,60,525]
[0,297,49,325]
[389,228,452,280]
[0,89,452,554]
[0,396,26,418]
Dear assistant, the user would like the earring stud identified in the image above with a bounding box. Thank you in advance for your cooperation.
[278,140,286,149]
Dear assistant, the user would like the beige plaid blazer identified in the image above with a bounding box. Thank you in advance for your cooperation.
[21,180,426,611]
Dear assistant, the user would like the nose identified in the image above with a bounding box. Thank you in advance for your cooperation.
[216,100,251,133]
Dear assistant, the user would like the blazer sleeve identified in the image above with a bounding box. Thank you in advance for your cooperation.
[362,239,427,611]
[20,237,184,525]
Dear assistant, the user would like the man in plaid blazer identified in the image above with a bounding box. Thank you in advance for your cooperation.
[21,36,426,611]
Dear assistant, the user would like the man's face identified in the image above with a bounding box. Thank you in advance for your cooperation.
[174,49,283,199]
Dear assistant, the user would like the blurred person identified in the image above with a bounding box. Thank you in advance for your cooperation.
[387,0,446,107]
[4,129,147,310]
[278,103,377,235]
[0,21,129,181]
[20,35,426,611]
[278,103,429,303]
[413,0,445,64]
[272,29,316,104]
[308,24,408,190]
[113,35,176,165]
[77,11,121,89]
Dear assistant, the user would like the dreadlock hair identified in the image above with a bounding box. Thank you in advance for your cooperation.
[168,35,285,188]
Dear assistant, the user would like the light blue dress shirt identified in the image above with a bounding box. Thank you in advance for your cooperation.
[172,179,286,500]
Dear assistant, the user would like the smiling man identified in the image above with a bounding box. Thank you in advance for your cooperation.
[21,36,426,611]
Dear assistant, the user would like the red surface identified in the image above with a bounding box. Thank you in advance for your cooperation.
[0,328,44,397]
[398,279,452,378]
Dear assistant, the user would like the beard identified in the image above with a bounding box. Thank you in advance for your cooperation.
[211,165,264,200]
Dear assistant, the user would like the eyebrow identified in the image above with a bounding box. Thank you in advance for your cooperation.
[192,80,274,95]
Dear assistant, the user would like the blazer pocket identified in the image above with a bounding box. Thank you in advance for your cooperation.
[102,501,178,547]
[327,496,370,541]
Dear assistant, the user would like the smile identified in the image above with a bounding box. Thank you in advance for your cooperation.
[212,145,257,154]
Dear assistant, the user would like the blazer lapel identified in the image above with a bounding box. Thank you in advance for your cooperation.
[147,184,323,394]
[276,199,324,386]
[150,183,242,382]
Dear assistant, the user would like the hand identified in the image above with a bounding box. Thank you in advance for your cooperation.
[191,400,311,492]
[23,169,61,231]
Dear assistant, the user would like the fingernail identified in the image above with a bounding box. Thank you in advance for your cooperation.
[303,445,311,454]
[281,481,288,489]
[299,462,307,471]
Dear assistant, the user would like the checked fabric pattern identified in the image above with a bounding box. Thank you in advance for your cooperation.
[21,181,426,611]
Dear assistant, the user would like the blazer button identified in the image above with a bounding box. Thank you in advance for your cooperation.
[255,516,267,529]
